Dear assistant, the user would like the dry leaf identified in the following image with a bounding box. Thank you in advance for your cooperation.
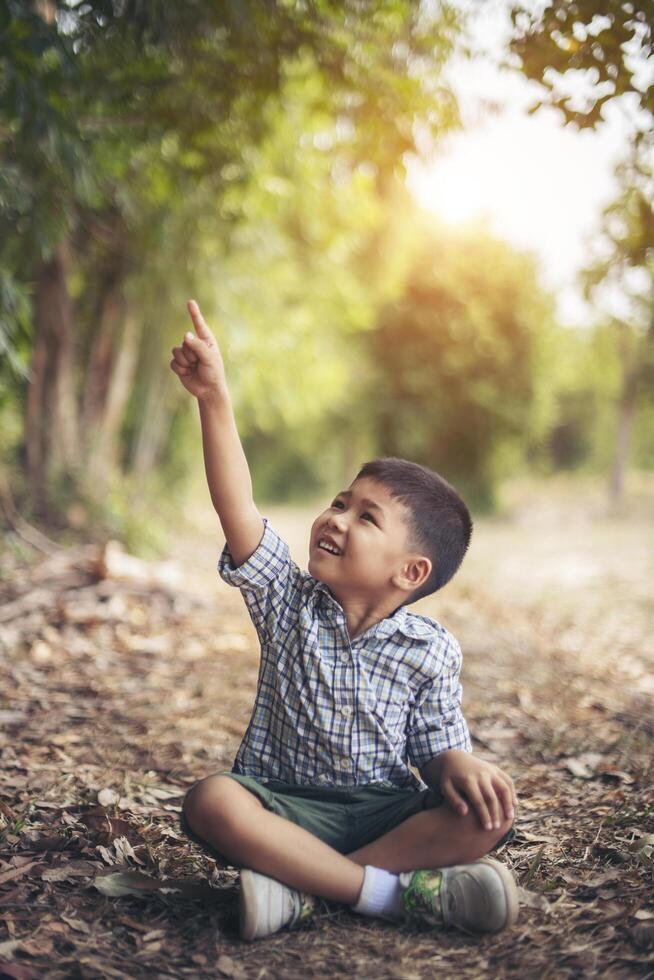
[60,915,90,934]
[0,863,43,886]
[560,753,604,779]
[517,831,560,845]
[93,871,161,897]
[630,921,654,950]
[97,845,117,866]
[0,960,41,979]
[92,870,228,902]
[216,954,246,978]
[517,888,552,913]
[599,769,634,784]
[112,836,140,864]
[78,808,136,843]
[629,833,654,862]
[18,833,69,853]
[0,802,18,821]
[0,712,26,725]
[97,789,119,807]
[98,542,181,590]
[0,940,21,959]
[41,861,97,882]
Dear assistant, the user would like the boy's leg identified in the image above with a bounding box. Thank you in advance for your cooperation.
[183,775,511,897]
[182,774,364,904]
[347,800,514,873]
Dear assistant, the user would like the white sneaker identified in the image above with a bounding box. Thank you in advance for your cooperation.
[239,869,317,941]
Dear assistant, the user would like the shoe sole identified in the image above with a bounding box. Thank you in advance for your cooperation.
[478,857,520,930]
[239,869,260,941]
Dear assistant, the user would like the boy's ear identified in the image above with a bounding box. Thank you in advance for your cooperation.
[392,555,432,594]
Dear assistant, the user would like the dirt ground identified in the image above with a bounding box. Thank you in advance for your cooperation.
[1,479,653,978]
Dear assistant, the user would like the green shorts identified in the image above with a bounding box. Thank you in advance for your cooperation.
[180,772,448,858]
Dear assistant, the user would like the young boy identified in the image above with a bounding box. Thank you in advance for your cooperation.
[171,301,519,942]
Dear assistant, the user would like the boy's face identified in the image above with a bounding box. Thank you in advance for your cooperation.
[308,477,423,602]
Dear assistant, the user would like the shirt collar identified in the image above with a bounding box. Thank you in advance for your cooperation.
[308,579,433,642]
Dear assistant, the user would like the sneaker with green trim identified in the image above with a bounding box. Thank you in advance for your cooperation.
[399,857,519,933]
[239,869,317,941]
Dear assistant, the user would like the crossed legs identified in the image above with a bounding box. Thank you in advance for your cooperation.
[182,775,513,904]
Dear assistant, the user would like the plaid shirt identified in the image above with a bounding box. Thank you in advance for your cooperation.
[219,519,471,791]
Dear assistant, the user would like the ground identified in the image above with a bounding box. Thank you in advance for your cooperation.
[0,479,653,978]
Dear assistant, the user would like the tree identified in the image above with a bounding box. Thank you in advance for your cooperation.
[508,1,652,133]
[508,0,654,501]
[1,0,464,524]
[581,147,654,502]
[363,223,556,510]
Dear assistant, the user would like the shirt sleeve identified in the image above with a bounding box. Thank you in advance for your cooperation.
[218,518,303,647]
[405,632,472,769]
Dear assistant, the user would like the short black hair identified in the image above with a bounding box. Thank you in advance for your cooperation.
[355,457,472,604]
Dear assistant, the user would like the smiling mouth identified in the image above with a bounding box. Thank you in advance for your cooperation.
[316,538,342,556]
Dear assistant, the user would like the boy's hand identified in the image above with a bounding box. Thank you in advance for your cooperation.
[439,749,517,831]
[170,300,227,401]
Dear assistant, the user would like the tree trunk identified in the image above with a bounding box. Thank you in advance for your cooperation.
[82,281,122,439]
[130,375,171,477]
[609,325,638,508]
[25,242,79,517]
[83,311,141,490]
[609,393,635,506]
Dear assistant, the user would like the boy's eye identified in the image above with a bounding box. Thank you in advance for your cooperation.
[330,500,376,523]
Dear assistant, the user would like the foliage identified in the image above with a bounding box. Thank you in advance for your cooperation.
[508,0,653,133]
[362,223,557,511]
[545,324,622,472]
[508,0,654,494]
[0,0,467,530]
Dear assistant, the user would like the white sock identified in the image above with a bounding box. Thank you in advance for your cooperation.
[351,865,403,920]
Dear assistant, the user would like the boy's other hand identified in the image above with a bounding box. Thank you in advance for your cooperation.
[439,750,517,831]
[170,300,228,401]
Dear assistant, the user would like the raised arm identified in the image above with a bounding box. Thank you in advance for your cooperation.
[170,300,264,566]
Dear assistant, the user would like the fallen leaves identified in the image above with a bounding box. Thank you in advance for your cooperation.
[516,888,552,914]
[216,952,247,977]
[0,864,44,888]
[560,753,605,780]
[92,870,230,903]
[41,860,97,882]
[629,833,654,864]
[97,789,119,808]
[630,920,654,950]
[1,522,653,978]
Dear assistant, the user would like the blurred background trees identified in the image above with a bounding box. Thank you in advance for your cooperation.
[363,218,557,510]
[1,0,651,552]
[509,0,653,501]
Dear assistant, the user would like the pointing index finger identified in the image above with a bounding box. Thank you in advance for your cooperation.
[187,299,215,343]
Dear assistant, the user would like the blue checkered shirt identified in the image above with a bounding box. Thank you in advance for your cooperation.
[218,519,471,791]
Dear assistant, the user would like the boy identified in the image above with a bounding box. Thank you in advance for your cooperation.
[171,301,519,942]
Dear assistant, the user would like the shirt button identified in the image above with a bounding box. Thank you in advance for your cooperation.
[340,652,350,664]
[339,758,352,771]
[340,705,352,719]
